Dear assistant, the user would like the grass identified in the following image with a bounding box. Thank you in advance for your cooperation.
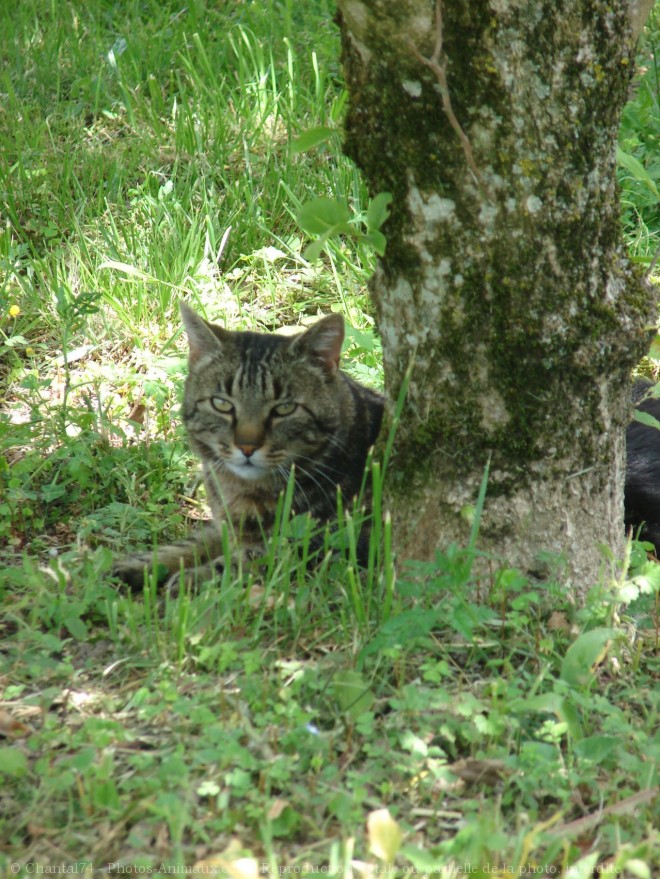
[1,0,659,874]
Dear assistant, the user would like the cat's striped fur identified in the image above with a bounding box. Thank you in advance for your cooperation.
[112,303,384,588]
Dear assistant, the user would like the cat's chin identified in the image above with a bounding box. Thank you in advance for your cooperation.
[226,461,273,482]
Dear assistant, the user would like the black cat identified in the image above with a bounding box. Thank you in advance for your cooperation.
[625,380,660,549]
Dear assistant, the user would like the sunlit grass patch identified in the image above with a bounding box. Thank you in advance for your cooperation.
[0,0,659,872]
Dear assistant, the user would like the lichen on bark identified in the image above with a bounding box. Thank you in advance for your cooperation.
[337,0,656,588]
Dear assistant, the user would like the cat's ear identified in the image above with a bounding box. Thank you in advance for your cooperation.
[296,313,344,374]
[180,302,225,363]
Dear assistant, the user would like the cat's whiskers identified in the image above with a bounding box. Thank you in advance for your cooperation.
[291,463,336,511]
[276,463,314,511]
[322,433,350,454]
[266,448,345,486]
[206,454,228,473]
[292,453,347,484]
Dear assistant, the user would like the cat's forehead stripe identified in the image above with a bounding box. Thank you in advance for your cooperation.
[225,334,291,399]
[232,359,273,398]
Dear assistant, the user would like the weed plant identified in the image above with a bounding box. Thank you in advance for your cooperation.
[0,1,658,875]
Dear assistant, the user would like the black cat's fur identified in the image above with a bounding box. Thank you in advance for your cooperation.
[625,380,660,549]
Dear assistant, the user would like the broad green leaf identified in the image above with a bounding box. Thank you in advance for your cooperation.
[559,697,583,740]
[399,845,444,872]
[68,748,96,771]
[331,669,374,719]
[0,747,28,777]
[269,804,301,837]
[3,334,29,348]
[327,790,354,821]
[450,601,479,640]
[631,561,660,593]
[509,692,564,715]
[302,237,329,262]
[92,777,121,810]
[574,735,619,762]
[364,229,387,256]
[290,126,337,153]
[648,336,660,360]
[560,628,617,689]
[633,409,660,430]
[366,192,393,231]
[617,146,659,196]
[296,198,351,236]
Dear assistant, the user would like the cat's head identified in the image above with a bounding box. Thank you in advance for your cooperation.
[180,302,345,484]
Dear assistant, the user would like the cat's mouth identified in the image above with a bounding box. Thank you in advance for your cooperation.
[226,457,273,481]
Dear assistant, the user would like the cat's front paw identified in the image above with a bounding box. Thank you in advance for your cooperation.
[163,558,228,592]
[111,554,170,590]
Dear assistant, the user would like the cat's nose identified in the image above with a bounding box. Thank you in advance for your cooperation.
[236,443,258,458]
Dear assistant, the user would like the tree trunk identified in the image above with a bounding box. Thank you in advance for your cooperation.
[337,0,656,590]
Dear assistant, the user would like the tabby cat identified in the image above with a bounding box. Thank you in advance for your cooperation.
[112,303,384,589]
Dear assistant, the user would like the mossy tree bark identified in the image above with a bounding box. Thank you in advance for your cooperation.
[337,0,656,590]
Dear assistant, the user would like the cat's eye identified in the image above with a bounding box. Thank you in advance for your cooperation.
[272,402,297,417]
[210,396,234,414]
